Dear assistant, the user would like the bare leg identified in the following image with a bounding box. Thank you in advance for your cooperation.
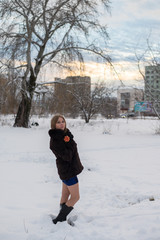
[53,183,79,224]
[66,183,80,207]
[60,182,70,205]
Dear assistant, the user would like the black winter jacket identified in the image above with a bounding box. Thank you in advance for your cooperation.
[48,128,84,180]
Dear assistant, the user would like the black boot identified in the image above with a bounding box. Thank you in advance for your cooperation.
[53,204,73,224]
[60,202,65,209]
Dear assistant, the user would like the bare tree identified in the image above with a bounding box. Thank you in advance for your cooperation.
[100,96,117,118]
[32,84,52,116]
[0,71,20,114]
[0,0,111,127]
[68,81,111,123]
[135,38,160,119]
[0,74,7,113]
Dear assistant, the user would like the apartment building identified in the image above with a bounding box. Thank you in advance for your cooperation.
[54,76,91,116]
[145,65,160,113]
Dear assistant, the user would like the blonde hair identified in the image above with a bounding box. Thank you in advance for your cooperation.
[51,114,67,131]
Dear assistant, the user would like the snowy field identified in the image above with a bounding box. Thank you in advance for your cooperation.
[0,115,160,240]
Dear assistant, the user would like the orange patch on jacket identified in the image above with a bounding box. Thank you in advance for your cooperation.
[64,136,70,142]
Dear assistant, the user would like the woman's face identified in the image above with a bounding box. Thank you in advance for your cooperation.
[56,117,66,130]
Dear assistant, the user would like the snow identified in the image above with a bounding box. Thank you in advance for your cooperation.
[0,116,160,240]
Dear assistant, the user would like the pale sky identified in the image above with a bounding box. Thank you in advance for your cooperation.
[105,0,160,86]
[40,0,160,87]
[107,0,160,60]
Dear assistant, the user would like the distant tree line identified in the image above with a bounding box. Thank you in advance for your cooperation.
[0,73,118,122]
[0,73,20,114]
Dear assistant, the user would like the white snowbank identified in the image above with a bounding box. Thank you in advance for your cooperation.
[0,116,160,240]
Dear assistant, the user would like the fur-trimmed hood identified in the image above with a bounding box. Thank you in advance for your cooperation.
[48,128,74,141]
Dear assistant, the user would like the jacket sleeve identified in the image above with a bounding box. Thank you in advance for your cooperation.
[50,138,74,162]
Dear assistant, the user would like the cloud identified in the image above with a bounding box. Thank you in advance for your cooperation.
[108,0,160,26]
[105,0,160,45]
[104,0,160,65]
[40,0,160,86]
[39,59,143,88]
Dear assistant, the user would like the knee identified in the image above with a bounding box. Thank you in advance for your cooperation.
[72,193,80,203]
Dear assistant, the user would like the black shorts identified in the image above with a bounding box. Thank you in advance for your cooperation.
[62,176,78,186]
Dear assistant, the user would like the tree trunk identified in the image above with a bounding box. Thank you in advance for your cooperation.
[83,112,90,123]
[13,93,32,128]
[13,67,36,127]
[85,118,89,123]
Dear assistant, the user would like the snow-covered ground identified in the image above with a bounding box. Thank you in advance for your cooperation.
[0,115,160,240]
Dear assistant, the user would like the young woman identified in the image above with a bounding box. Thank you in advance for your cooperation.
[48,115,84,224]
